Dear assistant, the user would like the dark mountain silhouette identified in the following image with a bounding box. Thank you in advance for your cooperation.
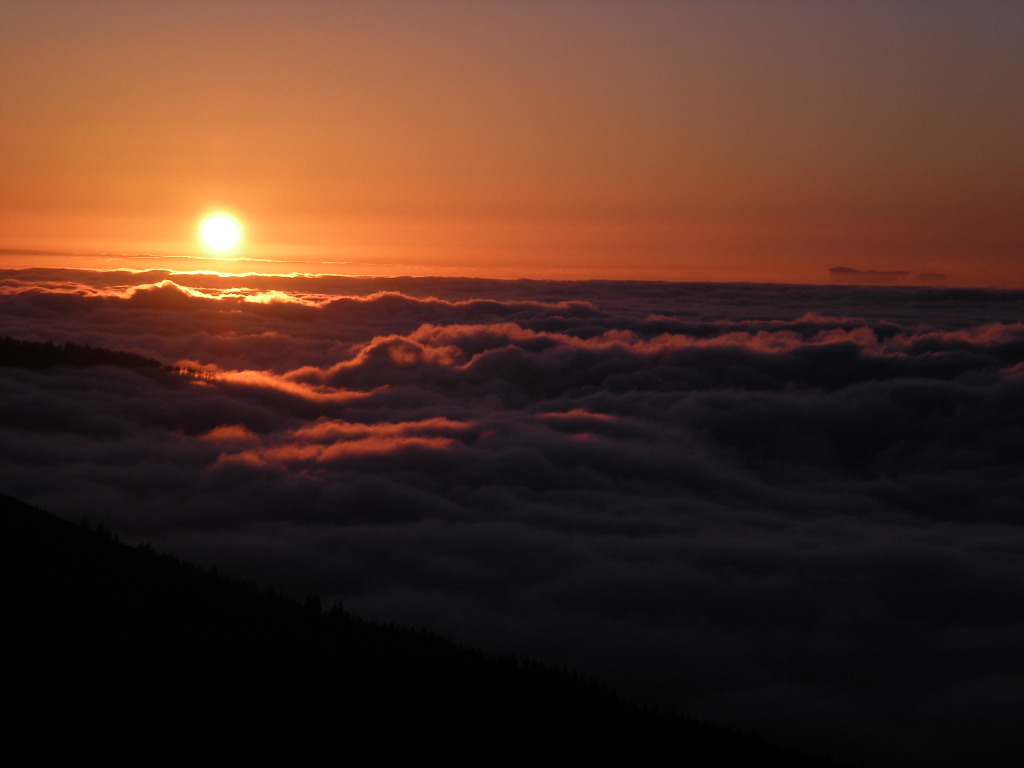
[0,335,163,370]
[0,492,841,766]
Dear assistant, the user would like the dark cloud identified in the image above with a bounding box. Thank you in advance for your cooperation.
[1,268,1022,766]
[830,266,950,286]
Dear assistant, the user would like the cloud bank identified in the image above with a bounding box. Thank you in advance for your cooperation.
[1,268,1022,766]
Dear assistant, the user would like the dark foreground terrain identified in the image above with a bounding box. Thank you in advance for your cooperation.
[0,492,836,766]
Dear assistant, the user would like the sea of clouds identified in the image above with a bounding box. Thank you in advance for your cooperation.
[1,268,1022,765]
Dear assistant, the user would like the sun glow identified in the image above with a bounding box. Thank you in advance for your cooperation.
[198,212,244,255]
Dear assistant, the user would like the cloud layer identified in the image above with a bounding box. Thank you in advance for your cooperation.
[1,268,1022,765]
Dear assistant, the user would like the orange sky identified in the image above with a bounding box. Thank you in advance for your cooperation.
[2,1,1022,285]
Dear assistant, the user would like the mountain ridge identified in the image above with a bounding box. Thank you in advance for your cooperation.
[0,491,839,766]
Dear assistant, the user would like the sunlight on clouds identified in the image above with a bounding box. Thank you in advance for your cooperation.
[199,424,260,443]
[2,268,1024,766]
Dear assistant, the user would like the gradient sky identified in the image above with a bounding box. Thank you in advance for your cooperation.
[2,1,1022,284]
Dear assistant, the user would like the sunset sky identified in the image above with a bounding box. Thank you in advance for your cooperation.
[2,1,1022,284]
[4,4,1024,761]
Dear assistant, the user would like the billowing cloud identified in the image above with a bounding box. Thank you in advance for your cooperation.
[1,267,1022,766]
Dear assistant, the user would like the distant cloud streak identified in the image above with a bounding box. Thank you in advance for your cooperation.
[830,265,949,286]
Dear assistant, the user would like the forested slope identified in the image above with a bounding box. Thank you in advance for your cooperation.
[0,492,837,766]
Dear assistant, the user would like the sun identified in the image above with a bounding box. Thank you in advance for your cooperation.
[198,212,244,255]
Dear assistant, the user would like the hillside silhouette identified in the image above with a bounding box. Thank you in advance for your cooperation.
[0,492,840,766]
[0,335,163,370]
